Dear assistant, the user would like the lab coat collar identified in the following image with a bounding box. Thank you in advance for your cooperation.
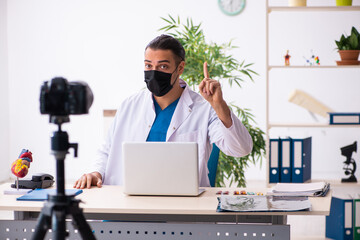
[179,79,194,109]
[166,79,194,140]
[144,79,195,141]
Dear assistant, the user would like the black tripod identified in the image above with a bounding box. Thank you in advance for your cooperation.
[31,116,96,240]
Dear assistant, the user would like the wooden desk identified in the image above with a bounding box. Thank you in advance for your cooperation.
[0,183,332,240]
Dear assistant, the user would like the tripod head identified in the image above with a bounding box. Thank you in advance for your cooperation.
[47,115,80,199]
[50,115,78,160]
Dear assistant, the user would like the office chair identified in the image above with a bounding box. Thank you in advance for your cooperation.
[207,144,220,187]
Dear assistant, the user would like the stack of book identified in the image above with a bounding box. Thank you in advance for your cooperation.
[269,137,311,183]
[267,181,330,197]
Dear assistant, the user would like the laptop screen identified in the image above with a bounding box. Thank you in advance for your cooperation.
[122,142,201,196]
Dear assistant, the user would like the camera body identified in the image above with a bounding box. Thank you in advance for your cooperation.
[40,77,93,116]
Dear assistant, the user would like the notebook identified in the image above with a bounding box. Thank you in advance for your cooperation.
[122,142,205,196]
[17,189,83,201]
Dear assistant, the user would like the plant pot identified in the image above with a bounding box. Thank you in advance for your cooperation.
[338,50,360,60]
[289,0,307,6]
[337,50,360,65]
[336,0,352,6]
[336,60,360,65]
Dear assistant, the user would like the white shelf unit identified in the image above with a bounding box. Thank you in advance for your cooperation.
[269,6,360,12]
[269,123,360,128]
[269,65,360,69]
[265,2,360,184]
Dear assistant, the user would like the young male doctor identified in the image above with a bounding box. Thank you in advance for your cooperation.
[74,34,253,189]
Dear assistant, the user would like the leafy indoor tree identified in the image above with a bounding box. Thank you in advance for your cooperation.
[159,15,265,187]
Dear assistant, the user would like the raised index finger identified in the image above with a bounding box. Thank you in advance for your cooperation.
[203,62,210,79]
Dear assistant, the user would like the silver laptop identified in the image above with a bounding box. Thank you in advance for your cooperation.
[122,142,205,196]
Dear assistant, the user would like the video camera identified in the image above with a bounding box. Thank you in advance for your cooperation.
[40,77,93,116]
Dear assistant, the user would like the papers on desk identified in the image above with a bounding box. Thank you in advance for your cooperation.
[16,189,83,201]
[268,181,330,197]
[3,188,32,195]
[217,195,311,212]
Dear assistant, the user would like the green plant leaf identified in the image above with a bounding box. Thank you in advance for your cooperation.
[349,33,359,50]
[336,27,360,50]
[352,26,359,38]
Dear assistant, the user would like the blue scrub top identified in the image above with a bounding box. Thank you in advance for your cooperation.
[146,97,180,142]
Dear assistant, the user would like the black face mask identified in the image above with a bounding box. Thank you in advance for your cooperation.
[144,67,178,97]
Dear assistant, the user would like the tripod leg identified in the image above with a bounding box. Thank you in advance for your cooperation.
[71,204,96,240]
[53,208,67,240]
[31,211,52,240]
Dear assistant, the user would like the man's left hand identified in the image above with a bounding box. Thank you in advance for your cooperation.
[199,62,232,128]
[199,62,223,106]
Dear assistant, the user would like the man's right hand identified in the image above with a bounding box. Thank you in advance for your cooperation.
[73,171,102,189]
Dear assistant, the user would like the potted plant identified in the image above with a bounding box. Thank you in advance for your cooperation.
[159,15,265,187]
[335,26,360,65]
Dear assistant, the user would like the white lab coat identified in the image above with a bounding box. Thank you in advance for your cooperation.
[92,80,253,187]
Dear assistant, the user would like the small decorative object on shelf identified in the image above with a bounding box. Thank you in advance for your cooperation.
[284,50,291,66]
[303,50,320,66]
[289,0,306,7]
[335,26,360,65]
[340,141,357,183]
[336,0,352,6]
[314,56,320,65]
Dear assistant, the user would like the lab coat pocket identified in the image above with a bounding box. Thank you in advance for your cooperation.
[175,130,202,142]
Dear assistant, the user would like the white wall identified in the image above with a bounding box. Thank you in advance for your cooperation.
[2,0,360,184]
[0,0,10,182]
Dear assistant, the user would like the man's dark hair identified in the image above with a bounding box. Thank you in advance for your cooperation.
[145,34,185,64]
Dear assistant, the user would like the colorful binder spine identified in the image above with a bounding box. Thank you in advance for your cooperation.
[354,198,360,239]
[280,138,292,183]
[326,197,354,240]
[269,138,281,183]
[291,137,312,183]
